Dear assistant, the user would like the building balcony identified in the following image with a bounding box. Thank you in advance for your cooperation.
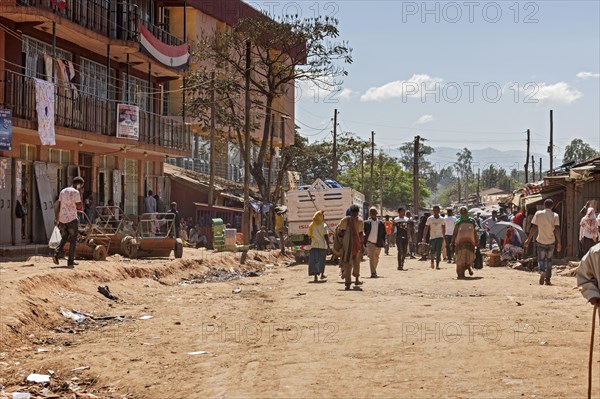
[1,69,192,155]
[0,0,187,71]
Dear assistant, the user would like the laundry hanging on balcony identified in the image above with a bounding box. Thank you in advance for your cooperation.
[139,25,189,69]
[34,78,56,146]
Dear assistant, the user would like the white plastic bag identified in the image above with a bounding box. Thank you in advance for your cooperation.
[48,226,61,249]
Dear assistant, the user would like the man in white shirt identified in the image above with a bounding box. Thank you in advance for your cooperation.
[145,190,157,213]
[422,205,446,270]
[482,210,500,249]
[444,208,457,263]
[53,176,84,268]
[524,199,561,286]
[364,207,386,278]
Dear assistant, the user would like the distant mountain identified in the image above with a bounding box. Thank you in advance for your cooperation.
[391,146,547,173]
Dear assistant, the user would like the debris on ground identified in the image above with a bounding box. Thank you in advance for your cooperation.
[97,285,118,301]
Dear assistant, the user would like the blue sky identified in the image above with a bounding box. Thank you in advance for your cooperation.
[246,1,600,167]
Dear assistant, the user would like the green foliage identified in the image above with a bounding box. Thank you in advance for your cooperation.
[455,148,473,178]
[563,139,600,165]
[186,14,352,200]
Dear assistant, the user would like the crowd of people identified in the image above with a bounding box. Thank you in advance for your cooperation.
[301,199,594,289]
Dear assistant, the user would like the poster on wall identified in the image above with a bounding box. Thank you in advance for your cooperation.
[0,109,13,151]
[116,104,139,140]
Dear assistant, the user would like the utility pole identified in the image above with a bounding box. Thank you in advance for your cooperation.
[370,131,375,208]
[243,40,251,245]
[531,156,536,182]
[208,71,216,206]
[360,146,365,193]
[379,151,384,215]
[457,175,461,204]
[332,109,338,180]
[539,157,542,179]
[549,110,554,174]
[525,129,530,183]
[413,135,420,216]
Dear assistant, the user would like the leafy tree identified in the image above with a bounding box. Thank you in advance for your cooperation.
[187,15,352,204]
[455,148,473,178]
[397,137,435,172]
[338,152,429,209]
[563,139,600,165]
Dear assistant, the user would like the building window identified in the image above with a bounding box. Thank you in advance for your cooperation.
[123,75,150,112]
[22,36,72,79]
[48,149,71,165]
[80,58,114,99]
[19,144,36,161]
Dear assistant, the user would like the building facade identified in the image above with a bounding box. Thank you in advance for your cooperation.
[0,0,191,245]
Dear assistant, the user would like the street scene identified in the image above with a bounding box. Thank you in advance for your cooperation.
[0,0,599,398]
[0,248,594,398]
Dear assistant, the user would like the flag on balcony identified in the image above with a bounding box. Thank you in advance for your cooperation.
[34,78,56,146]
[139,25,189,69]
[51,0,67,9]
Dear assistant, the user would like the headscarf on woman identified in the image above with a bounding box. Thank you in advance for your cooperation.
[455,206,476,225]
[308,210,325,239]
[580,207,599,241]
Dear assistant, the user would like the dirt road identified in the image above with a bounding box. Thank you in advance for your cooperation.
[0,248,596,398]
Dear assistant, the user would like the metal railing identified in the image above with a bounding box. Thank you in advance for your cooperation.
[13,0,182,46]
[1,69,191,152]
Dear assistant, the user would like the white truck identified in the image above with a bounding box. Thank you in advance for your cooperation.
[285,178,365,262]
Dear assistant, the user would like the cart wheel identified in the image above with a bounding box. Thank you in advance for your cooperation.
[174,238,184,258]
[121,236,138,258]
[93,245,108,261]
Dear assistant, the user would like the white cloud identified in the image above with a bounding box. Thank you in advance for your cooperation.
[338,88,358,101]
[360,74,444,102]
[576,71,600,79]
[526,82,583,105]
[414,114,434,125]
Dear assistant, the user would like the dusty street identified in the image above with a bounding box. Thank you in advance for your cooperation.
[0,248,597,398]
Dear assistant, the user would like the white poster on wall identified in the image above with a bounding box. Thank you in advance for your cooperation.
[116,104,139,140]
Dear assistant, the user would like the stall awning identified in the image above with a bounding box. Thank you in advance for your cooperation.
[521,189,563,207]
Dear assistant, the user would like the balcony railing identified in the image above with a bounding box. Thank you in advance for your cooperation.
[1,69,191,152]
[13,0,181,46]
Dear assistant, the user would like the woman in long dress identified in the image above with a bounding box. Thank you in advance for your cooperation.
[308,210,329,282]
[451,207,478,279]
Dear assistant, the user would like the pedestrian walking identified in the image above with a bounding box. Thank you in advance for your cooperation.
[275,206,287,255]
[406,212,417,258]
[364,207,386,278]
[394,207,410,270]
[482,210,500,249]
[307,210,329,282]
[384,215,394,255]
[444,208,457,263]
[338,204,364,290]
[580,207,599,257]
[524,199,561,286]
[452,206,478,279]
[417,212,431,260]
[53,176,84,268]
[422,205,445,269]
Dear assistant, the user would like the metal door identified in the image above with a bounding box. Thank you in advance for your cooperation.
[13,159,23,245]
[0,157,13,244]
[34,161,56,241]
[112,169,122,208]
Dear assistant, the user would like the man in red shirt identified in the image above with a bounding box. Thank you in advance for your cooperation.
[384,215,394,255]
